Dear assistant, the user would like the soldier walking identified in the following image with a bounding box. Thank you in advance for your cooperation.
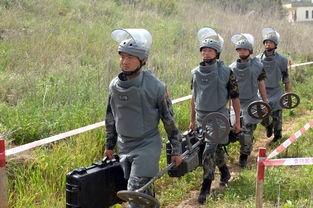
[104,28,183,208]
[257,27,291,142]
[229,33,268,168]
[189,27,241,204]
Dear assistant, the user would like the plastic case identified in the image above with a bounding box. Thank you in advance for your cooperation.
[66,156,127,208]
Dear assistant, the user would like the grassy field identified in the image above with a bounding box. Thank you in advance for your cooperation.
[1,0,313,207]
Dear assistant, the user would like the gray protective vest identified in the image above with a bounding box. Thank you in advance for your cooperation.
[230,58,263,125]
[230,58,263,101]
[258,52,287,89]
[257,52,288,111]
[109,71,164,177]
[109,71,164,138]
[191,61,230,125]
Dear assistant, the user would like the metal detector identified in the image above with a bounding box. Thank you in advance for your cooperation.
[116,112,230,207]
[201,112,230,144]
[247,101,272,119]
[279,92,300,109]
[116,150,189,207]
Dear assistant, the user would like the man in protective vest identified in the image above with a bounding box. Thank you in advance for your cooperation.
[229,33,268,168]
[104,28,183,208]
[189,27,241,204]
[257,27,291,143]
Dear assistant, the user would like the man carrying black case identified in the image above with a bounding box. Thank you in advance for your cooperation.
[66,155,127,208]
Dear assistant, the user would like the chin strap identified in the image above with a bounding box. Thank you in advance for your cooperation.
[265,46,277,55]
[201,58,216,66]
[122,66,141,76]
[239,55,250,60]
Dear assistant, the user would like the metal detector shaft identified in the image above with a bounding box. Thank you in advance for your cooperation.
[136,139,203,193]
[230,127,249,133]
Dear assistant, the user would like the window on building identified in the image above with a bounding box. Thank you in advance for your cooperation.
[306,10,309,19]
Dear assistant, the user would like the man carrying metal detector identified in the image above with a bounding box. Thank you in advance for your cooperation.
[189,27,241,204]
[257,27,293,143]
[117,112,231,208]
[104,28,183,208]
[229,33,270,168]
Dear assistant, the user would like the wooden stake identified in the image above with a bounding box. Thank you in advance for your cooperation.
[256,148,266,208]
[0,139,8,208]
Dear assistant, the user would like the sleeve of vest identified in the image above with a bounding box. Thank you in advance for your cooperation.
[158,87,182,155]
[105,96,117,150]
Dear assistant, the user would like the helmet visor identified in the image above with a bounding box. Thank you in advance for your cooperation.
[262,27,280,41]
[111,28,152,50]
[197,27,224,48]
[231,33,254,46]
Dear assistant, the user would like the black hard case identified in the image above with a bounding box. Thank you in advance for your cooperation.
[66,156,127,208]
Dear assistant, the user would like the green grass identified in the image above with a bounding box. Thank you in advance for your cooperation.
[1,0,313,207]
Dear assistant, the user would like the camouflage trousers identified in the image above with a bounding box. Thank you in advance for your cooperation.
[270,110,282,136]
[202,143,226,180]
[127,176,156,208]
[261,110,282,136]
[240,123,257,155]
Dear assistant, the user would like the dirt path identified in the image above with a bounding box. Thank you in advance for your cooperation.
[169,118,299,208]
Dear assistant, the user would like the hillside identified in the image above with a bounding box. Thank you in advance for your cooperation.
[0,0,313,207]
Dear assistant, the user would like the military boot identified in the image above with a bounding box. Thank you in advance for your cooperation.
[239,154,248,168]
[198,179,212,204]
[272,130,282,143]
[219,165,231,187]
[266,124,273,138]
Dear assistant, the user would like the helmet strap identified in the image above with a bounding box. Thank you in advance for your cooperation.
[264,48,276,56]
[201,58,216,66]
[239,54,250,60]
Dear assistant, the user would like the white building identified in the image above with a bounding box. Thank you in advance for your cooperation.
[284,1,313,23]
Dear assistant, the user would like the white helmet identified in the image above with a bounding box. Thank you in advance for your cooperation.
[262,27,280,45]
[197,27,224,54]
[231,33,254,53]
[111,28,152,61]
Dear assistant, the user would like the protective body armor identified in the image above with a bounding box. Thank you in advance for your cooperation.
[192,61,229,112]
[257,52,288,111]
[191,61,230,125]
[110,71,162,138]
[109,70,164,177]
[229,58,263,124]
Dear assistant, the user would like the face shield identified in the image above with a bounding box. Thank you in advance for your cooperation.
[111,28,152,77]
[197,27,224,54]
[231,33,254,59]
[111,28,152,61]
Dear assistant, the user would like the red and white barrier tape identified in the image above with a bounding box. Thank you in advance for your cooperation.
[290,61,313,68]
[267,119,313,159]
[172,94,192,104]
[264,157,313,166]
[5,121,105,156]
